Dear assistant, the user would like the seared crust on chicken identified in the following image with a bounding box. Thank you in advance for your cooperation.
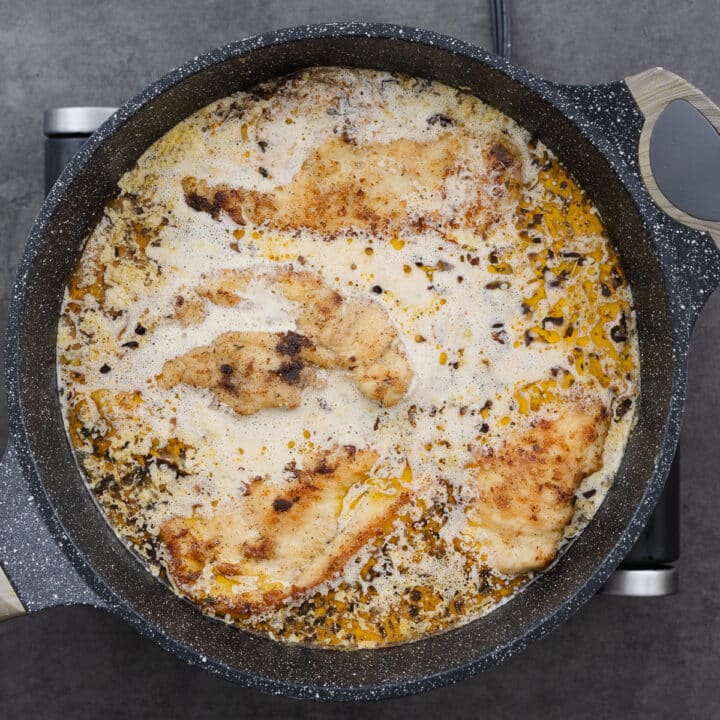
[468,397,609,575]
[164,266,413,409]
[159,445,410,615]
[157,331,316,416]
[182,132,520,236]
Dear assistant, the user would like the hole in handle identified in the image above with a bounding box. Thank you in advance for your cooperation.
[650,99,720,222]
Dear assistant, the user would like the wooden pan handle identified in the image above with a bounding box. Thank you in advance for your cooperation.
[0,565,25,620]
[625,67,720,249]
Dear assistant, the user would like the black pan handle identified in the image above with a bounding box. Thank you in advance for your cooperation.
[0,443,109,621]
[625,68,720,250]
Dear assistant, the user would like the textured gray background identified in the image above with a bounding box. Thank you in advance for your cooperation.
[1,1,720,718]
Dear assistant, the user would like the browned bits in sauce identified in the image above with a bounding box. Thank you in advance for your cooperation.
[491,329,508,344]
[615,398,633,420]
[427,113,455,127]
[273,497,294,512]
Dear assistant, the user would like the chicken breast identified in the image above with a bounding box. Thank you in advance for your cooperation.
[157,330,316,416]
[161,266,413,410]
[159,445,411,615]
[468,397,610,575]
[182,131,520,237]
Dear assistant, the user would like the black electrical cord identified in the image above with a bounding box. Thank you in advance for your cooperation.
[490,0,512,60]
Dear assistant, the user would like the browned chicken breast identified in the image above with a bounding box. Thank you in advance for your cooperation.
[159,445,410,615]
[468,397,610,575]
[157,330,316,416]
[161,266,413,410]
[182,132,520,237]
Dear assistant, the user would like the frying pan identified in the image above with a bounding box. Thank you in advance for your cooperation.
[1,24,720,701]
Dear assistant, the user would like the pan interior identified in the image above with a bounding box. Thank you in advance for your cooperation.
[13,33,672,694]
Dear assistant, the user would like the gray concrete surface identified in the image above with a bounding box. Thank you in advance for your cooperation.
[1,1,720,717]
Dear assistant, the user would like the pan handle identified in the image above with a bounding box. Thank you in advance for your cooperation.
[0,442,109,621]
[0,564,23,620]
[625,68,720,249]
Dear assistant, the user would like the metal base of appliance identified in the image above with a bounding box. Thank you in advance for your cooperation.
[601,566,678,596]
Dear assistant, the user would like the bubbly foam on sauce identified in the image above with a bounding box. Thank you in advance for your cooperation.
[58,67,639,648]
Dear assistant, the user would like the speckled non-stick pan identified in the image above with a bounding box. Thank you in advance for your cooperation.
[2,24,720,701]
